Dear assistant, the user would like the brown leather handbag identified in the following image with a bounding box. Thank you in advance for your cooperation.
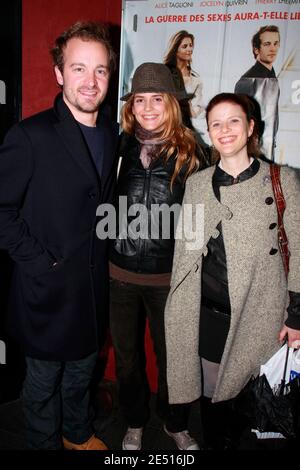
[270,164,290,277]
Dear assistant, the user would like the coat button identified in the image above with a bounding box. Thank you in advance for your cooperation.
[211,229,220,239]
[269,222,277,230]
[269,248,278,255]
[265,197,274,205]
[89,192,96,199]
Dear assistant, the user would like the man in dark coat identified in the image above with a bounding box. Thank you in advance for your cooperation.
[235,25,280,161]
[0,21,118,450]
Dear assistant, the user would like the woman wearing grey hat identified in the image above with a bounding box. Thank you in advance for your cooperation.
[109,63,204,450]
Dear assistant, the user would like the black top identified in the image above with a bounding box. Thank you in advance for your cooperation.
[78,122,104,177]
[240,61,276,79]
[202,158,260,308]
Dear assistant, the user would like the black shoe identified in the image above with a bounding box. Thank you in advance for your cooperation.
[200,396,244,450]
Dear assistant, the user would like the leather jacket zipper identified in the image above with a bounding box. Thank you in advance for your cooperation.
[137,169,151,270]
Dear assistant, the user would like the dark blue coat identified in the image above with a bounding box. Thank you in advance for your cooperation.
[0,94,118,360]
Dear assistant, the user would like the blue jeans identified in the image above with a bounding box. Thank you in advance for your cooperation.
[110,279,190,432]
[21,352,98,449]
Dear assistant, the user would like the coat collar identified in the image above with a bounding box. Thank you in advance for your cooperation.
[213,158,260,187]
[52,93,100,185]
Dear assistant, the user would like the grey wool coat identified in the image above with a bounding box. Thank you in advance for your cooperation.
[165,160,300,403]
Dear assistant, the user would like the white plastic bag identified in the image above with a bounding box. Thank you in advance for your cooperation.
[290,348,300,381]
[260,344,300,389]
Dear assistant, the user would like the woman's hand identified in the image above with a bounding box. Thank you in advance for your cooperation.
[279,325,300,348]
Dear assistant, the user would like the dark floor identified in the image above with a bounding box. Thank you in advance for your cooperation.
[0,380,296,452]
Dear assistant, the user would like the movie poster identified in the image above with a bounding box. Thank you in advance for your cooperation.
[119,0,300,168]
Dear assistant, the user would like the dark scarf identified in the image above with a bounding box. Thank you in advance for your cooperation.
[134,122,168,169]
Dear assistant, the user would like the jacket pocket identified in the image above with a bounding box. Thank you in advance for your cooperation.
[18,250,58,278]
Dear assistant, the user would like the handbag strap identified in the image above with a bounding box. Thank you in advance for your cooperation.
[270,164,289,277]
[270,164,285,217]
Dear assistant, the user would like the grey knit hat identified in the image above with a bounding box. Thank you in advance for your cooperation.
[120,62,187,101]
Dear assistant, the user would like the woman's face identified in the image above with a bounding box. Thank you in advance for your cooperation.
[132,93,168,133]
[176,37,194,62]
[207,101,254,160]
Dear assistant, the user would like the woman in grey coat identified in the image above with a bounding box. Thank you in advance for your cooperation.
[165,92,300,449]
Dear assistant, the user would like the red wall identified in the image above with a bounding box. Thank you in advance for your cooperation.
[22,0,122,118]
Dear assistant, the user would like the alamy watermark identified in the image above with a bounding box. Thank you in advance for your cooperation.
[96,197,204,250]
[0,340,6,365]
[292,80,300,105]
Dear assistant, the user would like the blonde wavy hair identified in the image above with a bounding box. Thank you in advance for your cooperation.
[121,93,200,188]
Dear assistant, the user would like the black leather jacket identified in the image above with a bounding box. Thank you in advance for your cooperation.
[110,134,186,274]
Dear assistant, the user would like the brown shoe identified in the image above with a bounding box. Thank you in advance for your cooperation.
[63,434,108,450]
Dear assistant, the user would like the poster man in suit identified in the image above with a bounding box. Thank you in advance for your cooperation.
[235,25,280,160]
[0,21,118,450]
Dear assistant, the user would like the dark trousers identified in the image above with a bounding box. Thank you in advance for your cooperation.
[110,279,190,432]
[21,352,98,449]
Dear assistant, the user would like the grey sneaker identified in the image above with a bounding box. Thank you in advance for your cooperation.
[122,427,143,450]
[164,425,200,450]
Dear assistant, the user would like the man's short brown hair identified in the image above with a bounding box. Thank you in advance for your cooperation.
[50,21,116,73]
[251,25,280,59]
